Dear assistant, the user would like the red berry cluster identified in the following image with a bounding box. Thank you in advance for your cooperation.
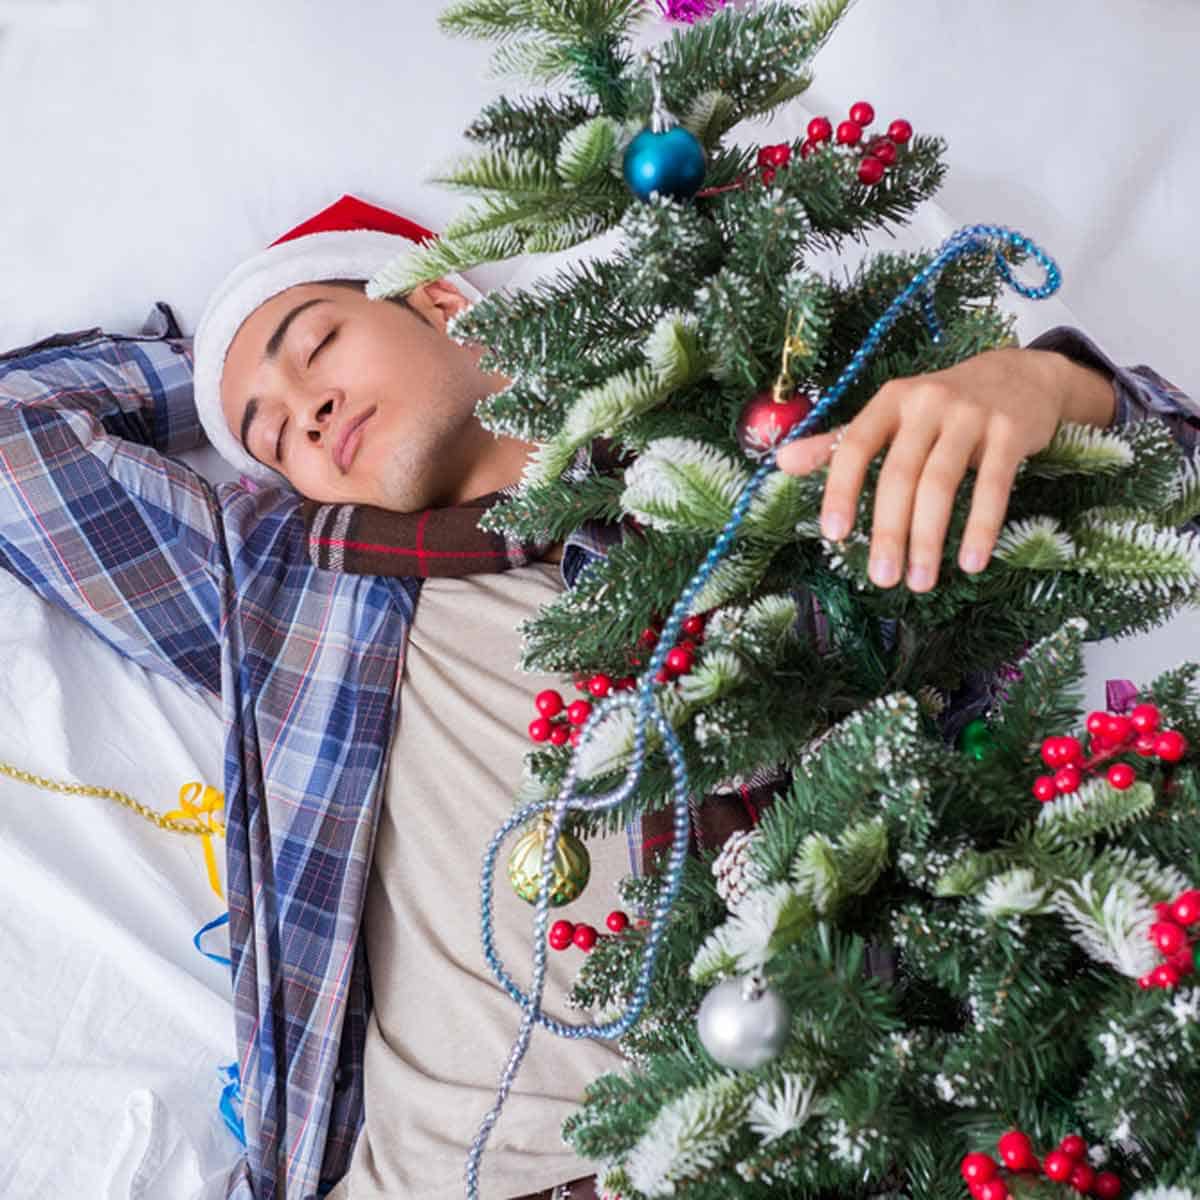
[548,909,641,953]
[1139,887,1200,989]
[635,610,709,685]
[1031,703,1188,803]
[961,1131,1121,1200]
[795,100,912,186]
[528,677,637,748]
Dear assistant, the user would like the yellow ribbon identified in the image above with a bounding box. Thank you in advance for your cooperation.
[163,781,226,900]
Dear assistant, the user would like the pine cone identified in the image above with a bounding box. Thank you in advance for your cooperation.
[711,827,765,913]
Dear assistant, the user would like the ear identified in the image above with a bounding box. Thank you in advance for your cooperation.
[407,278,473,333]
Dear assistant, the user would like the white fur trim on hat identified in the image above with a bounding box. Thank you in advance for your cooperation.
[192,228,483,488]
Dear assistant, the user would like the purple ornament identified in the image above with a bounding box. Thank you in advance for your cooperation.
[651,0,732,23]
[1105,678,1139,715]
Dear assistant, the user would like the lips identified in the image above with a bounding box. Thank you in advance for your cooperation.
[334,406,376,472]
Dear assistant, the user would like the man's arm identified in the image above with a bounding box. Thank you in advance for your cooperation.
[1025,324,1200,448]
[0,305,224,700]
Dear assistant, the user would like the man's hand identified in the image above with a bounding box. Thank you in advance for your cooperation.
[774,346,1117,592]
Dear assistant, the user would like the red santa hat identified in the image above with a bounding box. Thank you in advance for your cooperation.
[191,193,483,488]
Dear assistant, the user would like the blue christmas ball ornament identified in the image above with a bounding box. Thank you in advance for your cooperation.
[623,125,707,202]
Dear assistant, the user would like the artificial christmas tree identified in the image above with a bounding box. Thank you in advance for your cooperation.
[360,1,1200,1196]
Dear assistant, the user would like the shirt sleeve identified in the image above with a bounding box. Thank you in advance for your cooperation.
[0,306,225,700]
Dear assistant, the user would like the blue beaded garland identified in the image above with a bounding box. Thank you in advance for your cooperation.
[463,225,1062,1198]
[623,125,707,202]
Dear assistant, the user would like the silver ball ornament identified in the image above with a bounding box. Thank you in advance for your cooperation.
[696,972,791,1070]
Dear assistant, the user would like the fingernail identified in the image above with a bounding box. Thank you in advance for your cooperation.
[907,563,933,590]
[869,555,898,586]
[961,547,986,573]
[822,513,849,540]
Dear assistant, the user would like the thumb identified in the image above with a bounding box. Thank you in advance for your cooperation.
[774,425,841,476]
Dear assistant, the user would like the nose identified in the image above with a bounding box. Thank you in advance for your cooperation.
[303,391,342,451]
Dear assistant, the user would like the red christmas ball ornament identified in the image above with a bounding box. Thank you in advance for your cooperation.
[529,717,553,743]
[736,389,815,457]
[1137,971,1156,989]
[1172,889,1200,926]
[681,613,706,638]
[1043,1151,1074,1182]
[1032,775,1058,803]
[997,1131,1037,1172]
[807,115,833,142]
[1086,711,1109,736]
[1134,733,1158,757]
[639,627,660,648]
[549,919,575,950]
[887,118,913,143]
[1069,1164,1096,1194]
[572,923,597,951]
[1058,1135,1087,1160]
[961,1153,998,1184]
[1094,1172,1122,1200]
[799,138,819,160]
[1053,765,1082,794]
[1151,920,1188,957]
[654,667,671,684]
[760,143,792,167]
[867,136,897,165]
[1106,763,1135,790]
[549,723,570,747]
[535,688,565,718]
[587,673,613,698]
[1154,729,1187,762]
[968,1181,989,1200]
[836,119,863,145]
[848,100,875,126]
[606,909,629,933]
[569,728,581,747]
[756,145,772,166]
[760,166,777,186]
[858,155,886,185]
[1129,702,1161,733]
[1103,714,1133,744]
[567,699,593,726]
[1153,961,1181,989]
[616,675,637,690]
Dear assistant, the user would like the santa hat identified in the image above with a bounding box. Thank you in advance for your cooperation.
[191,192,483,488]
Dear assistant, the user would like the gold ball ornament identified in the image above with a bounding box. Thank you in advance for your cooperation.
[507,813,591,906]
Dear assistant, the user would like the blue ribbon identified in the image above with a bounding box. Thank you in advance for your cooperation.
[193,910,245,1147]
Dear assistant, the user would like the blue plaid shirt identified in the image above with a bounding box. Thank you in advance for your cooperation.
[0,304,1196,1200]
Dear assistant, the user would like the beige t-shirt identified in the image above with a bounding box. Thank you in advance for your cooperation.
[327,562,635,1200]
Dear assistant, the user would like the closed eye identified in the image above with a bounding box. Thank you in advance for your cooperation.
[277,329,338,462]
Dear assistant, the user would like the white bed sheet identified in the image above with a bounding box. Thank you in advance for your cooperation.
[0,2,1197,1197]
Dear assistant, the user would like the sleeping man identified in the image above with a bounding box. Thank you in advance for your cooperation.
[1,212,1197,1200]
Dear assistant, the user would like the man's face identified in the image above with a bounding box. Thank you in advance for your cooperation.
[219,278,509,510]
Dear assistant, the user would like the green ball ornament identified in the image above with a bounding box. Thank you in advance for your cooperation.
[507,813,591,906]
[959,717,995,761]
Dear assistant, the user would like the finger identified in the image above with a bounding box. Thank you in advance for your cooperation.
[904,420,982,592]
[867,421,941,587]
[958,426,1023,574]
[775,426,840,476]
[820,401,899,542]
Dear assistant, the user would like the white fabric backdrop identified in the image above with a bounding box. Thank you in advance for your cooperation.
[0,2,1196,1196]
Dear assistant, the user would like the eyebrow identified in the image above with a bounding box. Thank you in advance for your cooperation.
[238,297,332,464]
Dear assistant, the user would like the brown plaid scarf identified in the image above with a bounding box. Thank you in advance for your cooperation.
[300,438,631,578]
